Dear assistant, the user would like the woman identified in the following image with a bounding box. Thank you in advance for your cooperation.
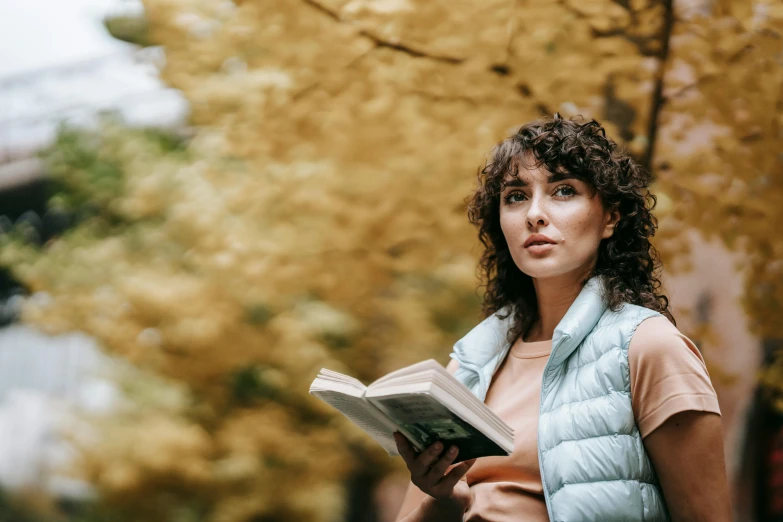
[393,115,731,521]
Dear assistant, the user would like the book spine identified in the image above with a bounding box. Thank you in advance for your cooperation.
[361,391,425,453]
[365,395,428,453]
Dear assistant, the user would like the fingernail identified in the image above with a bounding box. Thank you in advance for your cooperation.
[449,446,458,456]
[434,442,443,451]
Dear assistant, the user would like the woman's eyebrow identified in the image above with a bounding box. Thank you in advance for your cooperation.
[502,177,528,188]
[502,171,577,189]
[548,171,578,183]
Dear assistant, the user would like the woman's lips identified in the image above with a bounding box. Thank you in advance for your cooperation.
[525,243,555,255]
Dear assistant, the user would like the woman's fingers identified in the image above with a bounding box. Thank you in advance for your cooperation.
[438,458,477,491]
[393,435,477,505]
[426,445,459,481]
[414,441,447,475]
[392,434,474,497]
[393,432,416,463]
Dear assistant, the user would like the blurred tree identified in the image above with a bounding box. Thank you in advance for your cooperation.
[0,490,46,522]
[650,0,783,407]
[1,0,782,521]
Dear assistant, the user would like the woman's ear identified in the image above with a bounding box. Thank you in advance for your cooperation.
[602,207,621,239]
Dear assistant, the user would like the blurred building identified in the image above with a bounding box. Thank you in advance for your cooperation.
[0,325,118,499]
[662,232,765,521]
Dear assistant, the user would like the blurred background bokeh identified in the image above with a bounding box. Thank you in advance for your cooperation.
[0,0,781,520]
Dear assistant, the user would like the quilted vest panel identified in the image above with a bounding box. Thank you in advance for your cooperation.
[449,276,671,521]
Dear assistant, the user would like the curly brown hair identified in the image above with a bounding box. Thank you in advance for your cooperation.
[467,113,674,345]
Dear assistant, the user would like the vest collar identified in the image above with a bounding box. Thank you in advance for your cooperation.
[452,275,607,370]
[549,275,608,366]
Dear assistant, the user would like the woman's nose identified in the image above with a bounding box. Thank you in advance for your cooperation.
[526,196,548,228]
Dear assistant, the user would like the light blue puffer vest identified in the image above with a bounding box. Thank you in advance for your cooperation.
[449,276,671,521]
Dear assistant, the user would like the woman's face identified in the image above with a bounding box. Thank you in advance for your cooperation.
[499,157,619,281]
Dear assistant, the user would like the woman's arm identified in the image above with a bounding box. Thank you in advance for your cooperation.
[394,480,470,522]
[395,481,431,521]
[629,317,730,520]
[642,410,732,522]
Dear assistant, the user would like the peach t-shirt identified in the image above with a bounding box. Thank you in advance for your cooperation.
[395,315,721,522]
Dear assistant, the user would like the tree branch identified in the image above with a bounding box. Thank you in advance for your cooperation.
[641,0,674,176]
[558,0,658,56]
[590,28,659,56]
[663,73,717,103]
[301,0,465,65]
[291,47,374,101]
[405,89,480,106]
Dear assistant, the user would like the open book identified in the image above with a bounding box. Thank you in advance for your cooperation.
[309,359,514,463]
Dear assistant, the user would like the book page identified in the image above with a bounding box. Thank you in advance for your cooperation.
[367,392,508,462]
[317,368,367,390]
[311,390,400,456]
[368,367,513,440]
[368,359,444,387]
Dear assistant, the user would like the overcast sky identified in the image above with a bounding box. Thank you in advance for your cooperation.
[0,0,187,155]
[0,0,142,79]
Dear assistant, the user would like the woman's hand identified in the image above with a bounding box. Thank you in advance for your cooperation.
[393,431,477,512]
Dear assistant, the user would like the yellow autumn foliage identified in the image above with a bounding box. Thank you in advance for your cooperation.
[1,1,781,521]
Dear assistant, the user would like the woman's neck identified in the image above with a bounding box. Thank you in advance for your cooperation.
[525,272,589,342]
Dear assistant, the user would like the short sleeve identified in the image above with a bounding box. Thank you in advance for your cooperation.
[628,316,721,439]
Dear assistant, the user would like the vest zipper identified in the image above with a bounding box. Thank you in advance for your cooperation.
[537,334,567,522]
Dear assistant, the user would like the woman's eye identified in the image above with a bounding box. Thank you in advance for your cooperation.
[503,191,526,203]
[503,186,575,203]
[554,185,576,197]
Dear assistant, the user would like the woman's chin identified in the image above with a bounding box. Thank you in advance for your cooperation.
[518,260,588,281]
[519,266,566,280]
